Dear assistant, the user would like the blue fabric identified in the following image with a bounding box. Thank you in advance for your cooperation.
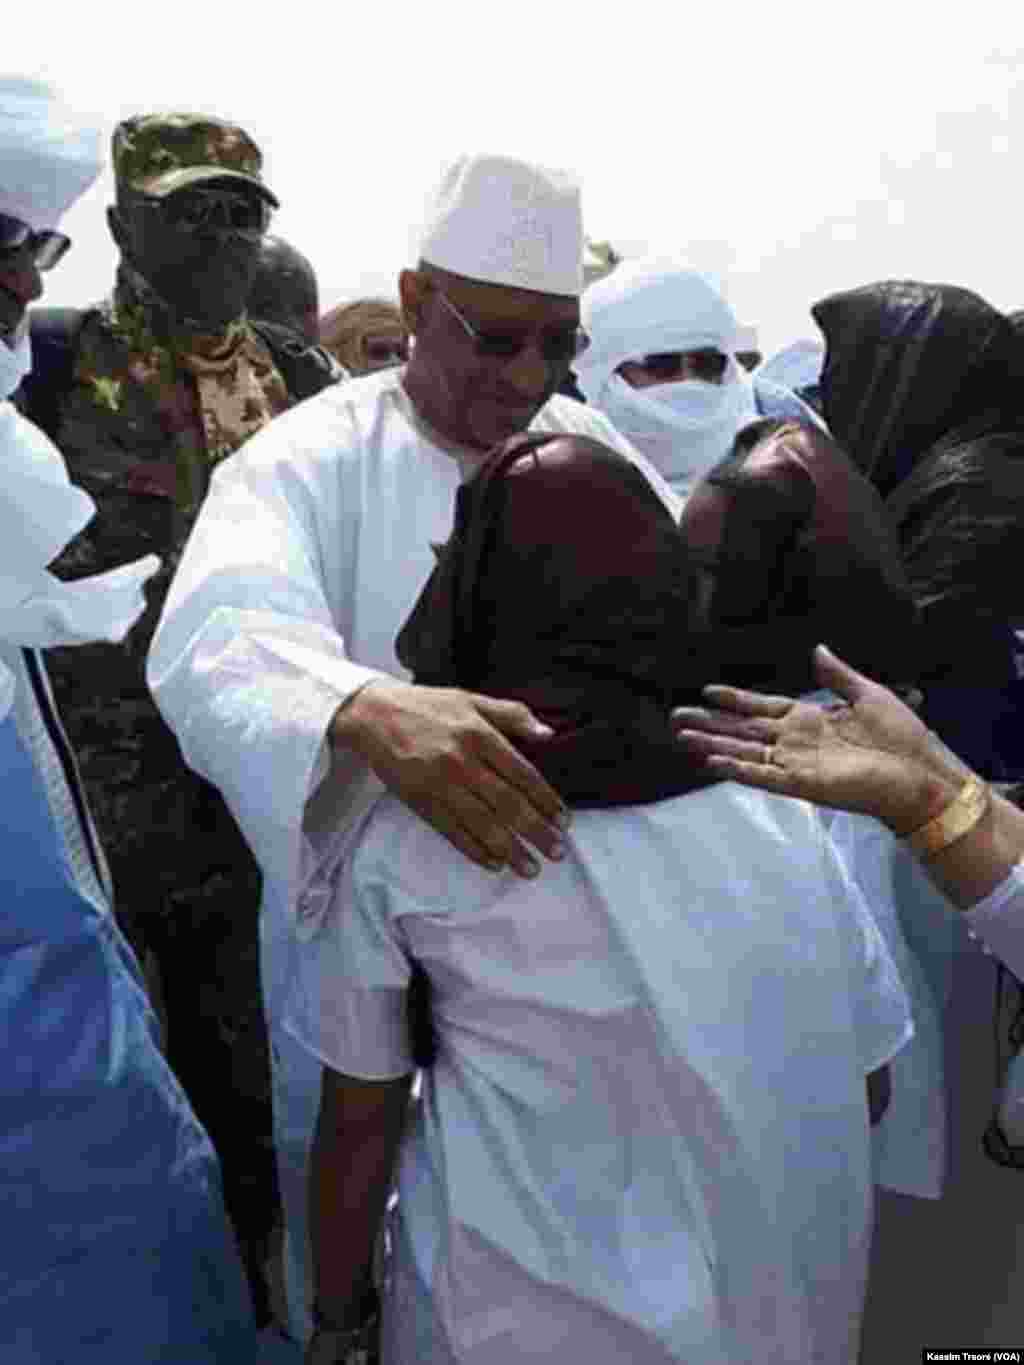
[0,712,257,1362]
[753,375,826,429]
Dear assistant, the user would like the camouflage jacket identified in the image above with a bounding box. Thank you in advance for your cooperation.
[20,283,338,941]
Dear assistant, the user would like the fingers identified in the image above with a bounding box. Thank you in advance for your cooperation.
[698,684,794,719]
[671,707,782,744]
[701,754,801,795]
[812,645,874,704]
[470,733,571,866]
[473,694,555,740]
[675,729,778,765]
[409,784,538,877]
[468,695,570,831]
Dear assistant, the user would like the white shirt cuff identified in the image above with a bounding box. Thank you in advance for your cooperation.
[964,862,1024,978]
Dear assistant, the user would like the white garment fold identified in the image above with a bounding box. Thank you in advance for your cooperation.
[284,785,912,1364]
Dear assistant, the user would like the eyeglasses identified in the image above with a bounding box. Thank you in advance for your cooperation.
[628,350,729,383]
[0,212,71,271]
[364,339,409,366]
[435,288,589,368]
[145,187,270,239]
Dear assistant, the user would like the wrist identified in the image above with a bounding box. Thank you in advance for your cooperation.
[329,678,395,757]
[884,767,962,838]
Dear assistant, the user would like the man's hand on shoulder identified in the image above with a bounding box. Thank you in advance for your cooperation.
[330,679,570,877]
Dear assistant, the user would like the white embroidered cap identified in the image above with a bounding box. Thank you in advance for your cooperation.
[0,75,103,230]
[419,153,583,297]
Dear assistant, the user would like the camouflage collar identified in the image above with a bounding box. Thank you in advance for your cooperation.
[108,263,251,365]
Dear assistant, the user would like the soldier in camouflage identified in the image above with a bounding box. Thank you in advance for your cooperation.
[15,112,339,1327]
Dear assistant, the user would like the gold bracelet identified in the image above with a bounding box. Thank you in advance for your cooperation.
[905,774,990,858]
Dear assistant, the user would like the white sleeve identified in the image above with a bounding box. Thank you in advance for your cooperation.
[283,855,415,1081]
[964,863,1024,979]
[147,399,388,913]
[823,828,915,1074]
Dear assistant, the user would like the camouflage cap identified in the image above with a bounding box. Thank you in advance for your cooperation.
[112,113,279,206]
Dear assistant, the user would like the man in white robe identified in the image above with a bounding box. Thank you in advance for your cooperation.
[148,152,673,1342]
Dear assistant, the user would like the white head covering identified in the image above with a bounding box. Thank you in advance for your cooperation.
[0,76,156,721]
[575,258,760,497]
[755,339,825,393]
[419,153,583,296]
[0,75,103,230]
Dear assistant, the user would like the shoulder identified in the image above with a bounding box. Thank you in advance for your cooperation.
[250,320,344,401]
[534,391,629,448]
[350,796,495,908]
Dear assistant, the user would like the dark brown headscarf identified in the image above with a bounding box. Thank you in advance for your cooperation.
[681,418,921,692]
[398,434,715,807]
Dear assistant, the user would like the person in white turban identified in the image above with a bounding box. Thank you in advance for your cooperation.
[576,258,822,498]
[0,75,260,1361]
[147,151,679,1346]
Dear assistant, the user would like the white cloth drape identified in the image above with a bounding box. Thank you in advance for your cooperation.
[0,400,158,721]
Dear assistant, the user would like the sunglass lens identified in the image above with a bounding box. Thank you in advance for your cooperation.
[0,214,31,253]
[167,195,210,230]
[477,335,526,359]
[642,354,684,381]
[227,199,266,233]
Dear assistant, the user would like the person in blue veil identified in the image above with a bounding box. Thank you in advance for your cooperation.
[0,75,259,1361]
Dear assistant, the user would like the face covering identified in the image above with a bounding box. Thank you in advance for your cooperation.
[592,362,760,497]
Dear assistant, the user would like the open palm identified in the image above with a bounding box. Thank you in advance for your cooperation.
[672,646,959,830]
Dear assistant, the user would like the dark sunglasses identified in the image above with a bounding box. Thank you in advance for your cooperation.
[633,350,729,383]
[0,213,71,271]
[436,288,590,368]
[143,187,270,238]
[364,339,409,365]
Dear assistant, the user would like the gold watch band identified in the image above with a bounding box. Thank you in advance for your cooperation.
[905,774,990,858]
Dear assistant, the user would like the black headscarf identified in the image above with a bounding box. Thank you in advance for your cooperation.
[813,281,1024,682]
[812,280,1023,495]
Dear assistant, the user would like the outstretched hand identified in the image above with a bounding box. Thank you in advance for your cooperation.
[672,645,963,832]
[331,678,570,877]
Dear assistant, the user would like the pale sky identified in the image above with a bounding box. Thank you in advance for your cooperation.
[13,2,1024,354]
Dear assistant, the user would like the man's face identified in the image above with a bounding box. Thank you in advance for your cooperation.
[0,228,44,346]
[111,179,268,327]
[617,348,729,390]
[400,266,581,451]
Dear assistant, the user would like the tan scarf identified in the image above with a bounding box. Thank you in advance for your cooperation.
[107,267,290,510]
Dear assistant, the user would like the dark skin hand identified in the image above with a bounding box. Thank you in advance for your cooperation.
[331,679,570,878]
